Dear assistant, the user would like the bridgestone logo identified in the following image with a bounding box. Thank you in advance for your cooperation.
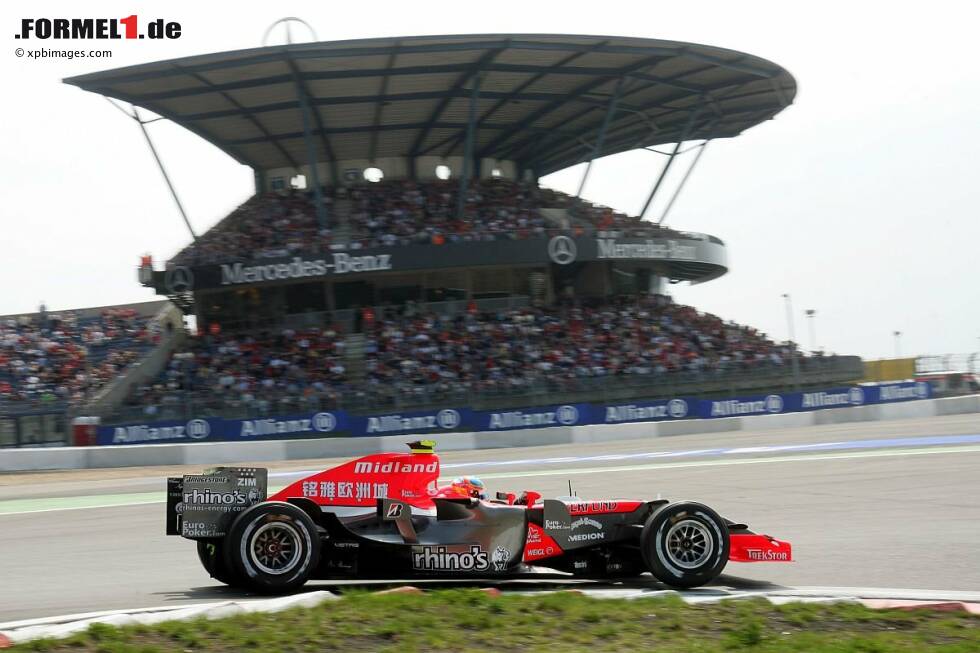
[412,545,489,571]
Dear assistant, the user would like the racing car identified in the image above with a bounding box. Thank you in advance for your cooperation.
[166,441,791,593]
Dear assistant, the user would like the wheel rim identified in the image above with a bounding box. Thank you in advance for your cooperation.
[249,522,302,575]
[665,519,713,570]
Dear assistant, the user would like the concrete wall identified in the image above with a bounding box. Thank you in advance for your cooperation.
[88,303,186,411]
[2,395,977,472]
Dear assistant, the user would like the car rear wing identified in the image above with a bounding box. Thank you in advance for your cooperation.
[166,467,268,538]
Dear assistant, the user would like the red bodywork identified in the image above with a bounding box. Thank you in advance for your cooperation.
[269,449,793,566]
[268,451,440,509]
[523,523,564,562]
[729,533,793,563]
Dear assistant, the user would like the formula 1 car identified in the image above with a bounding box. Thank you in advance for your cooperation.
[166,441,791,593]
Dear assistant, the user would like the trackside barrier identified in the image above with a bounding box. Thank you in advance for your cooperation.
[1,392,976,473]
[91,382,931,447]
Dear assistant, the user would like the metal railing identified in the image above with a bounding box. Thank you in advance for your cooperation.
[916,353,979,375]
[207,296,532,335]
[0,401,73,448]
[95,355,863,425]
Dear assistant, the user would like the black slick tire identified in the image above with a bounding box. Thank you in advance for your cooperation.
[225,501,320,594]
[640,501,729,589]
[196,539,239,586]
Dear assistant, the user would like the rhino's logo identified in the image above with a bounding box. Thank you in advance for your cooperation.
[491,546,510,572]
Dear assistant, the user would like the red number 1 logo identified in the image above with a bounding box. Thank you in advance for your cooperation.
[120,15,138,39]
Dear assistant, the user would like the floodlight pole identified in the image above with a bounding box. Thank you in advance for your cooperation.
[457,73,483,220]
[782,293,802,390]
[805,309,818,353]
[576,77,625,198]
[132,107,197,242]
[638,102,704,221]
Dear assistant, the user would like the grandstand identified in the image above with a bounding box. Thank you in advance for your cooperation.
[0,300,181,446]
[19,33,865,444]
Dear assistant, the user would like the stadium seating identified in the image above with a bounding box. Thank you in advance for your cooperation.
[361,295,792,402]
[0,309,159,406]
[169,180,680,266]
[122,295,798,415]
[127,327,349,418]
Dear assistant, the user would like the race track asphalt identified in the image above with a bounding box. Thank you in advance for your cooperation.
[1,413,978,622]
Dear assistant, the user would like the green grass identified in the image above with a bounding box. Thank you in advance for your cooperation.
[12,591,979,652]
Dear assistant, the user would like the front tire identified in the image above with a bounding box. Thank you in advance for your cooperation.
[225,502,320,594]
[641,501,729,589]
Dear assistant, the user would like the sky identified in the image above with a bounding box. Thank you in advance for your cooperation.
[1,0,978,361]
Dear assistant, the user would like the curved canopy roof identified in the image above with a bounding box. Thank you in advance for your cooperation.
[64,34,795,176]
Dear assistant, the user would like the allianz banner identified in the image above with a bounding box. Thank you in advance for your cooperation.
[345,407,472,437]
[698,382,932,419]
[472,403,593,431]
[600,398,697,424]
[97,410,346,445]
[95,382,931,445]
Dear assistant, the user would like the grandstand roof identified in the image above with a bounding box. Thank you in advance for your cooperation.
[64,34,795,176]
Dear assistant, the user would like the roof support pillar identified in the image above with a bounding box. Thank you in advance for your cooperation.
[456,73,483,220]
[576,77,624,198]
[298,92,328,229]
[658,139,710,225]
[132,107,197,241]
[638,101,704,221]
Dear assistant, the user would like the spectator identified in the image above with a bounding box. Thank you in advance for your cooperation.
[0,308,157,406]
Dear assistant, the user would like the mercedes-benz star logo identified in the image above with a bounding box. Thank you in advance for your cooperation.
[165,266,194,293]
[547,236,577,265]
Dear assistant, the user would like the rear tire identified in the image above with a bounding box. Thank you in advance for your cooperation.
[196,539,239,586]
[641,501,729,589]
[225,502,320,594]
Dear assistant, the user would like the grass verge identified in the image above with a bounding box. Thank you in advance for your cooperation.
[13,591,980,653]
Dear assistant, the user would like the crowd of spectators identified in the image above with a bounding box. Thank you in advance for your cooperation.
[361,294,796,402]
[171,192,332,266]
[122,295,800,415]
[126,327,349,418]
[0,308,160,406]
[168,178,685,267]
[346,179,549,248]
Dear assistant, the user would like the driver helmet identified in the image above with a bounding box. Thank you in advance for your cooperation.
[450,476,486,499]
